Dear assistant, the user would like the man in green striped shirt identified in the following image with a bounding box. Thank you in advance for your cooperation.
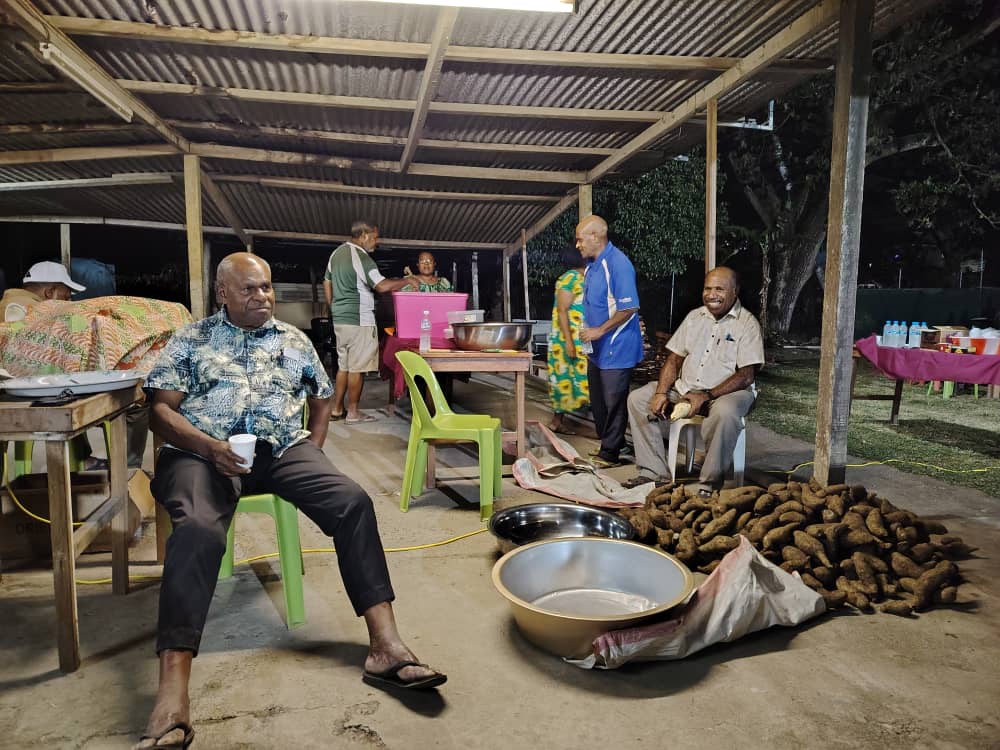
[323,220,415,423]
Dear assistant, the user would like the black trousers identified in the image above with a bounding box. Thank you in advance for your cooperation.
[151,440,395,655]
[587,363,634,461]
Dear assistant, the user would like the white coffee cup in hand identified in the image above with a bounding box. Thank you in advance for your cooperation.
[228,433,257,468]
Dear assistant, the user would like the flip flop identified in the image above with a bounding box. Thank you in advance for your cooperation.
[330,412,346,421]
[362,660,447,690]
[589,455,621,470]
[551,425,578,436]
[345,414,378,424]
[134,721,195,749]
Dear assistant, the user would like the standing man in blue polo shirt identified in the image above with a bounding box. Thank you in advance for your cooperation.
[577,215,644,468]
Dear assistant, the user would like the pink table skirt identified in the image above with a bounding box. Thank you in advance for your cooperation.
[379,334,455,399]
[855,335,1000,385]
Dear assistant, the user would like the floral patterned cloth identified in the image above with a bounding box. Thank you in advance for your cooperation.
[547,269,590,414]
[0,295,192,377]
[144,309,333,456]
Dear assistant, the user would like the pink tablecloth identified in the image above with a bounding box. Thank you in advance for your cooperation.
[855,335,1000,385]
[379,334,455,399]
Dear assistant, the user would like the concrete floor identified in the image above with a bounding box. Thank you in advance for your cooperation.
[1,373,998,750]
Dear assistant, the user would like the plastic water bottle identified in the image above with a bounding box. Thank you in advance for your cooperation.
[898,321,909,347]
[907,321,921,348]
[881,320,893,347]
[419,310,431,353]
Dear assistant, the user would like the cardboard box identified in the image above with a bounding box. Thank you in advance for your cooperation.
[0,470,154,565]
[920,326,969,348]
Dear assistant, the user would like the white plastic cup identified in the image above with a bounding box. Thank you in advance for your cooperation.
[228,433,257,468]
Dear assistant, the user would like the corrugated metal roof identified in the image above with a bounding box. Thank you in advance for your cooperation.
[2,0,943,249]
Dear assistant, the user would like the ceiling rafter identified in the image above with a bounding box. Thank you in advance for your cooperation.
[45,15,831,75]
[588,0,842,183]
[213,174,559,203]
[0,0,252,248]
[117,79,668,122]
[0,142,588,183]
[400,7,457,173]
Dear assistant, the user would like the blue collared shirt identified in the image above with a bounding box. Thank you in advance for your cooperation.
[144,309,333,456]
[582,242,644,370]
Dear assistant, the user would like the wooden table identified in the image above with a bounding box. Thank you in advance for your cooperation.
[420,349,533,460]
[0,385,139,672]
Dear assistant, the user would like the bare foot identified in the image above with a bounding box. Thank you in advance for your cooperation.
[134,650,193,749]
[365,643,439,683]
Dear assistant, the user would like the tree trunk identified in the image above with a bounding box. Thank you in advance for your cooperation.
[766,199,829,339]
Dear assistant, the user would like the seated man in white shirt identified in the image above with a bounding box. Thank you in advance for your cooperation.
[624,267,764,496]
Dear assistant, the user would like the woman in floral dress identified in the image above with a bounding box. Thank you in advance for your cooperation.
[547,246,589,434]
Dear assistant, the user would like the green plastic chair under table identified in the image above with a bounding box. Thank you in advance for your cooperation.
[13,420,113,478]
[217,492,306,628]
[395,350,502,521]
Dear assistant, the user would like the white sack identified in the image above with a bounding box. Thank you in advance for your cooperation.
[568,536,826,669]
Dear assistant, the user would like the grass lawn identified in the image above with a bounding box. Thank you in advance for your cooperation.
[753,349,1000,497]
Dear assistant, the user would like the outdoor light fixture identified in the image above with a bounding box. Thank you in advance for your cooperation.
[39,42,134,122]
[357,0,575,12]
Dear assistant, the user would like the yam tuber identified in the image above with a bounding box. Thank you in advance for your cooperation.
[911,561,958,611]
[880,600,913,617]
[763,522,800,550]
[865,509,888,538]
[698,508,737,542]
[698,535,739,556]
[890,551,924,579]
[793,530,832,567]
[780,546,809,570]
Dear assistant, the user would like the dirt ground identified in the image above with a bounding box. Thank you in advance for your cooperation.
[1,373,998,749]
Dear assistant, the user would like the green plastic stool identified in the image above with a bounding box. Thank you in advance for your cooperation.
[926,381,979,399]
[13,421,113,478]
[218,493,306,628]
[395,350,502,521]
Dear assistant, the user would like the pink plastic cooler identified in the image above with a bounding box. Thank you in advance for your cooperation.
[392,292,468,339]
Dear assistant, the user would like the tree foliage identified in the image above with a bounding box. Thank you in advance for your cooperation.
[723,0,999,341]
[527,155,721,287]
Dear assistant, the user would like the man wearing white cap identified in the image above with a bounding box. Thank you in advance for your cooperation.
[0,261,85,323]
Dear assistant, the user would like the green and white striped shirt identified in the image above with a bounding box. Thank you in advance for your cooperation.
[323,241,386,325]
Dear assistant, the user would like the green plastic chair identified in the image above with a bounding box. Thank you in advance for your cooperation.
[218,492,305,628]
[13,421,113,478]
[395,350,502,521]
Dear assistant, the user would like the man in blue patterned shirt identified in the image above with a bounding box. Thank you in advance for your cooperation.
[134,253,444,750]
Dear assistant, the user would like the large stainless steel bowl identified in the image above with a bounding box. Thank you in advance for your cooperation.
[451,321,532,351]
[492,537,694,658]
[488,503,634,555]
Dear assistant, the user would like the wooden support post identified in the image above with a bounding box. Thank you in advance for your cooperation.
[814,0,874,486]
[183,154,206,319]
[704,98,718,273]
[46,440,79,672]
[502,251,511,322]
[579,183,593,220]
[521,228,530,320]
[60,223,71,269]
[202,239,212,316]
[471,252,480,310]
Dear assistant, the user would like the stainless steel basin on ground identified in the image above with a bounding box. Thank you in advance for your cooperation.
[492,537,694,658]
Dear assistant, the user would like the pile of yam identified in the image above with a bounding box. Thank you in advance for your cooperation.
[617,479,976,615]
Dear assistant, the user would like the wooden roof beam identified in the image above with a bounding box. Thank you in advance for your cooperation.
[0,173,174,191]
[213,174,560,203]
[46,16,830,74]
[0,142,586,183]
[400,7,457,173]
[502,190,580,258]
[166,119,620,156]
[588,0,842,183]
[0,215,508,250]
[0,1,253,247]
[188,143,586,183]
[119,79,666,122]
[0,144,177,165]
